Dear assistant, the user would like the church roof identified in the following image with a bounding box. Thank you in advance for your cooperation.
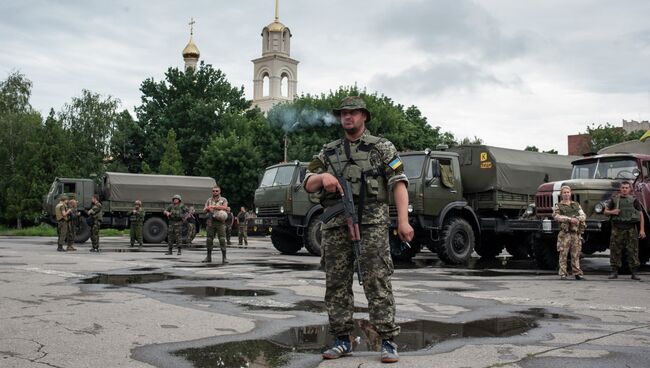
[266,20,287,32]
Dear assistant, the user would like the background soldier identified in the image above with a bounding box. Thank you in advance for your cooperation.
[304,96,414,364]
[604,181,646,280]
[182,206,196,246]
[225,209,234,245]
[129,200,144,248]
[54,195,70,252]
[65,198,79,251]
[164,194,188,255]
[552,185,586,280]
[87,194,103,252]
[203,185,229,264]
[237,206,249,246]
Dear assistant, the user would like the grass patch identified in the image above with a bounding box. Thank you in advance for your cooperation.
[99,228,128,236]
[0,223,58,236]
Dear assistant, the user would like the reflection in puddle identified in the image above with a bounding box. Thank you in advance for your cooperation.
[241,299,368,313]
[174,286,275,298]
[174,311,551,367]
[81,273,179,286]
[130,267,159,272]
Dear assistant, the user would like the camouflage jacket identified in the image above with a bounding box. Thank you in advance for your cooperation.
[88,202,103,223]
[130,207,145,224]
[165,203,188,222]
[204,196,228,219]
[552,201,586,233]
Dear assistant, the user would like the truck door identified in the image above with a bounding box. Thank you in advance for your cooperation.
[635,160,650,214]
[291,166,312,218]
[423,156,459,218]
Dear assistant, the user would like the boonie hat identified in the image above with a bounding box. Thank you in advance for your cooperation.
[333,96,371,122]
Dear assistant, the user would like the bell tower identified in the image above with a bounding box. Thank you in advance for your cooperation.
[251,0,299,113]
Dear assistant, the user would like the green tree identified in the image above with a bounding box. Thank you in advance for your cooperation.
[586,123,645,152]
[458,136,484,145]
[525,145,539,152]
[136,62,250,175]
[159,129,184,175]
[107,110,144,172]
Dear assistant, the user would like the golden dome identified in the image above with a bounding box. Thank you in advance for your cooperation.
[182,38,200,58]
[267,20,286,32]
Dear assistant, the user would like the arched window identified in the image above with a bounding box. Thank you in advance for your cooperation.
[281,73,289,97]
[282,30,290,53]
[263,74,270,97]
[262,30,269,52]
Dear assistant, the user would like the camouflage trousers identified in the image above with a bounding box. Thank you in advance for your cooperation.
[168,221,186,250]
[66,221,75,246]
[57,220,68,247]
[321,224,399,340]
[186,222,195,244]
[238,225,248,245]
[206,220,226,252]
[91,221,100,248]
[610,226,640,269]
[226,225,232,244]
[557,231,582,276]
[130,222,143,246]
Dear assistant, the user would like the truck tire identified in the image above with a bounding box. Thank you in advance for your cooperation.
[304,217,323,256]
[74,220,91,243]
[143,217,168,244]
[533,237,558,270]
[437,218,475,264]
[474,234,504,258]
[271,227,303,255]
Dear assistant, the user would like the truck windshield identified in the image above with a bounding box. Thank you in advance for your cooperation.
[259,166,296,188]
[572,158,638,180]
[402,155,426,179]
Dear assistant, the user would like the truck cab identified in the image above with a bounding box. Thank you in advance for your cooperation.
[534,153,650,268]
[254,161,323,256]
[42,178,95,242]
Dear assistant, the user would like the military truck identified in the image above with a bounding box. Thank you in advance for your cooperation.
[391,145,576,264]
[533,150,650,269]
[42,172,216,243]
[253,161,324,255]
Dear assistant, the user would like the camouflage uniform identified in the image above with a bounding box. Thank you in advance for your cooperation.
[87,200,103,251]
[606,195,642,270]
[305,129,407,340]
[204,196,229,262]
[66,199,79,250]
[183,207,196,245]
[225,212,234,245]
[54,197,68,251]
[552,201,586,277]
[237,210,249,246]
[165,202,188,254]
[129,206,145,247]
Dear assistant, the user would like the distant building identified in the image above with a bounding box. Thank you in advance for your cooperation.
[251,0,299,113]
[622,119,650,134]
[568,134,592,156]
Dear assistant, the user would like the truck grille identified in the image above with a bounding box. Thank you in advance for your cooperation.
[535,193,553,216]
[257,206,281,216]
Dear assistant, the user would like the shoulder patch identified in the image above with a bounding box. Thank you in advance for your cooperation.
[387,156,403,171]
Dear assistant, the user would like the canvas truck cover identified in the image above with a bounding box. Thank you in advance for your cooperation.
[450,145,577,195]
[102,172,216,203]
[598,140,650,155]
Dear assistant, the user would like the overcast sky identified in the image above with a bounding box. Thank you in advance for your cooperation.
[1,0,649,154]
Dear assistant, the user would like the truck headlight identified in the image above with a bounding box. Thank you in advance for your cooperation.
[408,204,413,213]
[279,206,285,214]
[255,207,259,215]
[594,202,604,214]
[525,204,535,217]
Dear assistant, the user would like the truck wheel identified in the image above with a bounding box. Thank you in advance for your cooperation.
[74,220,91,243]
[390,233,420,261]
[143,217,168,243]
[304,217,323,256]
[533,237,558,270]
[474,234,504,258]
[437,218,475,264]
[271,227,303,255]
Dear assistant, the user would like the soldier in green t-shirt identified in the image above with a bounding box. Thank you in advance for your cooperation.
[164,194,188,255]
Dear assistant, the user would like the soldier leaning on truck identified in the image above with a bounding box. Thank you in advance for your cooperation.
[603,181,646,280]
[55,195,71,252]
[164,194,188,255]
[304,95,414,364]
[129,200,145,248]
[87,195,103,252]
[203,186,230,264]
[552,185,586,280]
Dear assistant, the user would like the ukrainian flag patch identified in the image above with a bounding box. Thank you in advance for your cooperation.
[388,157,403,170]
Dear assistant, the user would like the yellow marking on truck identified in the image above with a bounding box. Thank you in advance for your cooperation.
[480,152,488,161]
[480,162,493,169]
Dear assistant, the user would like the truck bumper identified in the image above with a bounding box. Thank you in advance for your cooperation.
[537,218,606,234]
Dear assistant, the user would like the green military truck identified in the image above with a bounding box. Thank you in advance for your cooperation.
[392,145,576,264]
[253,161,324,255]
[42,172,216,243]
[533,148,650,269]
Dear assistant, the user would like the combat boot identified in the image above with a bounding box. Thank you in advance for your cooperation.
[66,245,77,251]
[177,247,182,255]
[57,245,65,252]
[631,268,641,281]
[164,246,173,255]
[222,249,229,264]
[202,249,212,263]
[608,267,618,279]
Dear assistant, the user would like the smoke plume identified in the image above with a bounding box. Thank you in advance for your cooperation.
[267,104,338,133]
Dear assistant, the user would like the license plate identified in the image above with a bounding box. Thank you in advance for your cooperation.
[255,219,263,225]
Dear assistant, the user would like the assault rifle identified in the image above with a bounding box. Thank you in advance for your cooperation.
[321,148,364,285]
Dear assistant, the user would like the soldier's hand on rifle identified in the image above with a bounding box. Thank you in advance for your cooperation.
[398,221,414,242]
[321,173,344,195]
[164,210,170,217]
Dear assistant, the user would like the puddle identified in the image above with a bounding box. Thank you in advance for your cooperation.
[0,262,28,266]
[99,248,144,253]
[174,311,548,367]
[173,286,275,298]
[80,272,180,286]
[241,299,368,313]
[248,263,321,271]
[131,267,159,272]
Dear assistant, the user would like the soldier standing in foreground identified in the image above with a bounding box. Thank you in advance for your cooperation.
[55,195,70,252]
[604,181,646,280]
[304,96,414,363]
[552,185,586,280]
[87,195,103,252]
[203,186,229,264]
[129,200,145,248]
[164,194,188,255]
[237,206,249,246]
